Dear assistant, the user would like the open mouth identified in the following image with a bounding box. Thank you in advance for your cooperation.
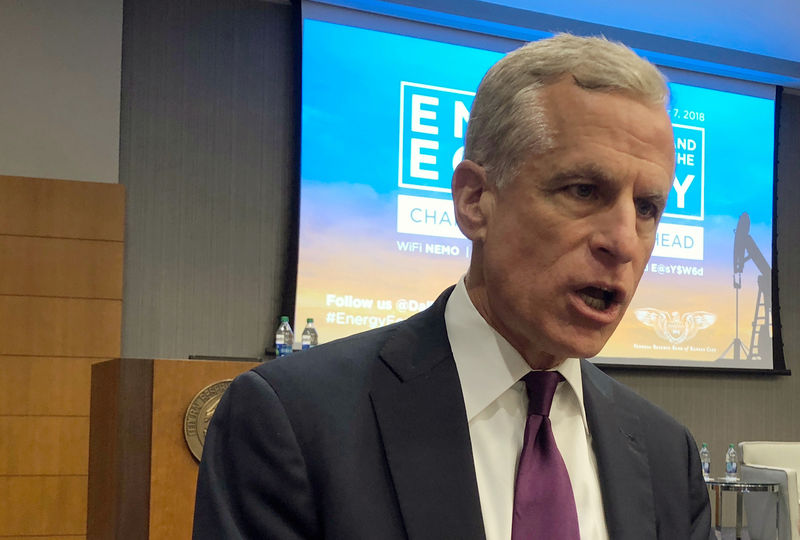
[577,286,617,311]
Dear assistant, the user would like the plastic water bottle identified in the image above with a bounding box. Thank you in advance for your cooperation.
[725,444,738,480]
[700,443,711,480]
[301,318,318,350]
[275,316,294,357]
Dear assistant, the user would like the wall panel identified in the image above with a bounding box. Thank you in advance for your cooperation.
[119,0,296,360]
[22,537,86,540]
[0,175,124,539]
[0,0,122,183]
[0,416,89,475]
[0,176,124,240]
[0,476,88,536]
[0,297,121,358]
[0,357,99,416]
[0,235,123,299]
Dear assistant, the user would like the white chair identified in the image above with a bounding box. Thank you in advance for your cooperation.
[739,441,800,540]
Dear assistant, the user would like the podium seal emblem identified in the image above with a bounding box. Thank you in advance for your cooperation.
[184,379,232,461]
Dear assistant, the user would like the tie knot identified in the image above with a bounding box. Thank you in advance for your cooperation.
[522,371,563,416]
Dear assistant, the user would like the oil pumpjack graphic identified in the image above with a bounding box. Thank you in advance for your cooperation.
[718,212,772,362]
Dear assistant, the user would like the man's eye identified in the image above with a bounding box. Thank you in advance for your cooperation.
[635,199,659,219]
[568,184,596,199]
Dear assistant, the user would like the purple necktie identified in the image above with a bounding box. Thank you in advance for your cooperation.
[511,371,581,540]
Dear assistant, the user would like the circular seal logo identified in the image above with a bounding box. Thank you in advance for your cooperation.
[184,379,232,461]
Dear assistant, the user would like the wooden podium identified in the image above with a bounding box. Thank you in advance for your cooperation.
[87,358,260,539]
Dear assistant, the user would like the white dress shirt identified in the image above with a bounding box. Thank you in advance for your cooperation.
[445,278,609,540]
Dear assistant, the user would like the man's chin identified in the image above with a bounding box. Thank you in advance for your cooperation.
[556,335,610,361]
[510,319,615,366]
[570,320,622,358]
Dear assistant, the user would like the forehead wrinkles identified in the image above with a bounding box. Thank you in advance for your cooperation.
[542,84,673,143]
[551,110,675,175]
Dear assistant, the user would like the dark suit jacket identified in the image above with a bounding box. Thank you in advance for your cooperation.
[193,287,711,539]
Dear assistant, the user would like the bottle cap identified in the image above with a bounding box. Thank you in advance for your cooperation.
[702,443,708,447]
[280,316,289,322]
[307,318,314,323]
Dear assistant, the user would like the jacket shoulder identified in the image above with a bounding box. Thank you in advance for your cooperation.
[581,359,686,431]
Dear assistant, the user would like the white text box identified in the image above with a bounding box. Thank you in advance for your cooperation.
[652,222,704,260]
[397,194,466,239]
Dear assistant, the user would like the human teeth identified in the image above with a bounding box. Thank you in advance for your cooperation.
[579,292,607,310]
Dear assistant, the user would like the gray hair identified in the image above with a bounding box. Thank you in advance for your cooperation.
[464,33,669,188]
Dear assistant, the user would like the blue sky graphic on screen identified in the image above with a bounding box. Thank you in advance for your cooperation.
[297,18,776,370]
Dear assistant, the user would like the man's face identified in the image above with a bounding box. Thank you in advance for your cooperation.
[469,78,675,368]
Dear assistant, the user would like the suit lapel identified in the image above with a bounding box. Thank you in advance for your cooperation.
[581,360,657,539]
[370,287,485,540]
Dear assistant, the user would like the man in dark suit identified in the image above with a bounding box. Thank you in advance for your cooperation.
[194,33,711,539]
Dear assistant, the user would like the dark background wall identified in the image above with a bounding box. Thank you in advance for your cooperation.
[119,0,800,478]
[120,0,296,360]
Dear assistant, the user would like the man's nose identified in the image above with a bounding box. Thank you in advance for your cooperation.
[589,200,639,264]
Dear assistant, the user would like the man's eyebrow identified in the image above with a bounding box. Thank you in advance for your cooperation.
[547,165,669,205]
[547,164,614,186]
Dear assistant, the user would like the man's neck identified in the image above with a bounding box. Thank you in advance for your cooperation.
[463,270,565,371]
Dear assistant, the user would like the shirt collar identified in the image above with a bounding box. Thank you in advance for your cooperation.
[445,277,589,431]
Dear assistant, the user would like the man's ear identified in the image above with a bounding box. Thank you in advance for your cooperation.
[452,160,493,242]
